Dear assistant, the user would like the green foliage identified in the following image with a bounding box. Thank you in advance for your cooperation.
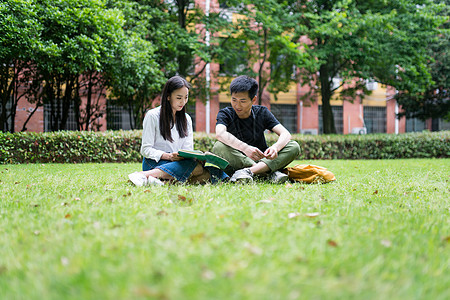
[396,0,450,121]
[294,0,447,133]
[0,160,449,299]
[216,0,304,103]
[1,130,448,164]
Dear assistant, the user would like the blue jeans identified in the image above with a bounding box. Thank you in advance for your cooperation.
[142,157,197,183]
[142,157,229,184]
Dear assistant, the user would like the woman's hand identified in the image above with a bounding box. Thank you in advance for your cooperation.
[162,152,184,161]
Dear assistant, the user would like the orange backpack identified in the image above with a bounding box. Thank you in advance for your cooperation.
[283,164,336,184]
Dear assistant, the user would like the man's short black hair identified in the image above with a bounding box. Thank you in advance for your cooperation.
[230,75,258,100]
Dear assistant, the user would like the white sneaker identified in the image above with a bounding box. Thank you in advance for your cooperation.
[147,175,164,186]
[268,171,289,184]
[230,168,253,183]
[128,172,148,186]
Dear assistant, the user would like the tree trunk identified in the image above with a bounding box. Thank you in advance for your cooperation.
[258,28,268,105]
[319,64,336,134]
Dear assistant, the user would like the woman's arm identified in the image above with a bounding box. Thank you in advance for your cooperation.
[140,111,165,162]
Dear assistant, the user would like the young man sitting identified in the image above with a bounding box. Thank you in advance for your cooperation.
[212,75,300,183]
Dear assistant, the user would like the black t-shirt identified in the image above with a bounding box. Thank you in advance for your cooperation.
[216,105,280,151]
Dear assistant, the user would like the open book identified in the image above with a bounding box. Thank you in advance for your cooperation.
[178,150,229,169]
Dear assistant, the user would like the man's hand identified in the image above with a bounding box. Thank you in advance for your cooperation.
[162,152,183,161]
[264,146,278,160]
[244,146,266,161]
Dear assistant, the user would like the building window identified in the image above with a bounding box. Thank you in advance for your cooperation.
[405,118,426,132]
[106,103,134,130]
[364,106,386,133]
[271,104,297,133]
[185,101,196,132]
[0,99,12,131]
[318,105,343,134]
[44,103,77,131]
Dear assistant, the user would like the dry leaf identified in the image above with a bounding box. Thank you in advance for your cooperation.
[190,232,206,241]
[373,190,378,195]
[30,204,39,208]
[201,268,216,280]
[144,190,151,193]
[327,239,338,247]
[442,236,450,243]
[288,212,301,219]
[244,242,263,255]
[61,257,69,266]
[257,199,272,204]
[64,214,71,219]
[240,221,250,229]
[381,239,392,247]
[156,210,168,216]
[178,195,186,201]
[305,212,320,218]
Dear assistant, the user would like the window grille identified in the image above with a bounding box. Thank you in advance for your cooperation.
[363,106,386,133]
[44,103,77,131]
[271,104,297,133]
[318,105,343,134]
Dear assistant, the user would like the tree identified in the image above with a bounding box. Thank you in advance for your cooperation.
[294,0,446,133]
[215,0,304,104]
[31,0,128,131]
[396,0,449,122]
[0,0,41,132]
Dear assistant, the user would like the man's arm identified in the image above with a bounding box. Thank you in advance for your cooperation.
[215,124,266,161]
[264,124,291,160]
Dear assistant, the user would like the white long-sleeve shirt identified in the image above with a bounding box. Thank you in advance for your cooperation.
[140,106,194,162]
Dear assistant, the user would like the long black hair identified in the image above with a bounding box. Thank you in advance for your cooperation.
[159,75,190,142]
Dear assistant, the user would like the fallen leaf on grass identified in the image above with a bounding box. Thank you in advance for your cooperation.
[144,190,151,193]
[178,194,193,203]
[373,190,378,195]
[156,210,168,216]
[60,257,69,266]
[240,221,250,229]
[201,268,216,280]
[190,233,206,241]
[305,212,320,218]
[327,239,338,247]
[443,236,450,244]
[64,214,71,219]
[257,199,273,204]
[288,212,301,219]
[123,192,132,197]
[133,286,167,299]
[381,239,392,247]
[244,242,263,255]
[30,204,39,208]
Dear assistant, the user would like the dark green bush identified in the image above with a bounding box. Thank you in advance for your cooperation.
[0,130,448,164]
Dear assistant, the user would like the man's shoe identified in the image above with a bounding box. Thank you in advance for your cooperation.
[268,171,289,184]
[128,172,148,186]
[230,168,253,183]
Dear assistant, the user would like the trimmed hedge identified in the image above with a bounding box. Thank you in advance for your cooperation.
[0,130,449,164]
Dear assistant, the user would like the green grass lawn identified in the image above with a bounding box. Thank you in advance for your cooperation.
[0,159,449,300]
